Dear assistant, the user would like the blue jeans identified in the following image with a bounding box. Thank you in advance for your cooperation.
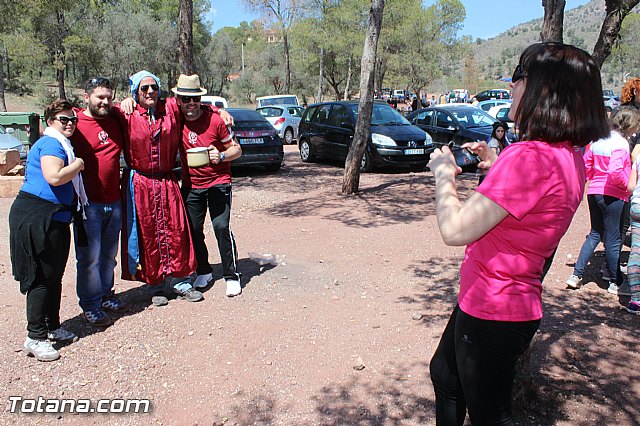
[74,201,122,312]
[573,194,626,283]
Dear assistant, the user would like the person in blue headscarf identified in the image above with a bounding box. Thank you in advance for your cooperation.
[119,70,203,306]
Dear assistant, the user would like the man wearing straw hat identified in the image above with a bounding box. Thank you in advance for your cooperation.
[173,74,243,297]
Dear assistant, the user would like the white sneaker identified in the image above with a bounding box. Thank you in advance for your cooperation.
[608,280,632,296]
[47,327,78,342]
[24,337,60,361]
[566,274,582,289]
[193,273,213,289]
[226,279,242,297]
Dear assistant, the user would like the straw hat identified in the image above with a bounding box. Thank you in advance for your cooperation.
[171,74,208,96]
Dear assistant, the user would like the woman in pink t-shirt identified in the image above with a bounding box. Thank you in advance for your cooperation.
[427,43,610,425]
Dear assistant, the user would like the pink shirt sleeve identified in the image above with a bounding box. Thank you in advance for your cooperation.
[583,144,594,181]
[608,148,631,189]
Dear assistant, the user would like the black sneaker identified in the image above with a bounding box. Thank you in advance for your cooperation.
[101,294,128,311]
[83,309,112,327]
[173,287,203,302]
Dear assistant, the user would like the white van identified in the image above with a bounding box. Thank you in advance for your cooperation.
[200,95,228,109]
[393,90,406,101]
[256,94,299,108]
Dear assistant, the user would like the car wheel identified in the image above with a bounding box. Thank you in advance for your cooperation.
[264,162,282,172]
[284,128,294,144]
[300,139,315,162]
[360,150,374,172]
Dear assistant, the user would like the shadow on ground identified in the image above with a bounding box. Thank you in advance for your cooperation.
[235,150,477,228]
[60,257,275,340]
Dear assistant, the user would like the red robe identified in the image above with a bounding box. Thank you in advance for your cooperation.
[120,99,196,285]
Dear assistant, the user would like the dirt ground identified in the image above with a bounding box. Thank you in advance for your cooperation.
[0,145,639,425]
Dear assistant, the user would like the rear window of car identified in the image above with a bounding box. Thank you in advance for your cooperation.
[228,109,273,130]
[257,107,283,118]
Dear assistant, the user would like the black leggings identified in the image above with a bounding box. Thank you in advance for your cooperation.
[430,306,539,426]
[25,221,71,340]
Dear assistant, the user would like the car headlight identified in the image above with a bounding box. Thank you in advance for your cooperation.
[424,133,433,146]
[371,133,396,147]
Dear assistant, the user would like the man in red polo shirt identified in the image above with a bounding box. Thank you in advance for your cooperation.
[71,77,126,326]
[174,74,243,297]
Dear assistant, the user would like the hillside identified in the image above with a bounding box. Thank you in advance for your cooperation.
[472,0,612,83]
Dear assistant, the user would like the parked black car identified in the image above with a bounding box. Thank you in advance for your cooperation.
[473,89,511,102]
[297,101,434,172]
[405,105,497,148]
[406,105,499,170]
[228,108,284,171]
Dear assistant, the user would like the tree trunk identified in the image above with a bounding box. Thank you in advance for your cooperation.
[178,0,194,74]
[342,0,385,195]
[317,46,324,102]
[283,31,291,93]
[592,0,640,68]
[343,53,353,100]
[0,52,6,112]
[55,10,67,100]
[540,0,566,43]
[56,69,66,99]
[5,45,10,80]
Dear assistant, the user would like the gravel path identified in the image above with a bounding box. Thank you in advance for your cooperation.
[0,146,638,425]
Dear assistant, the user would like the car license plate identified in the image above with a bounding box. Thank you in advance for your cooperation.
[239,138,264,145]
[404,148,424,155]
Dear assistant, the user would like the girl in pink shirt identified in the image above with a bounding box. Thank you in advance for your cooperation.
[427,43,609,426]
[566,108,634,295]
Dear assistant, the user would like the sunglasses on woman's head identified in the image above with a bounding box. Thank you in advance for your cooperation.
[140,84,159,92]
[180,95,201,103]
[512,64,527,83]
[55,115,78,125]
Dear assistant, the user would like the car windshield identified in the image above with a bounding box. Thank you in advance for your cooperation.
[349,103,410,126]
[450,109,496,129]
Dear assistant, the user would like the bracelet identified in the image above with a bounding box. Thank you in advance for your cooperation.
[219,152,226,162]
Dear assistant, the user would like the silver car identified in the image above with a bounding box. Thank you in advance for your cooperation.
[256,104,304,144]
[0,124,28,160]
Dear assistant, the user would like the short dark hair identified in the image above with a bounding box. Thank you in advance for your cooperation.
[85,77,113,94]
[610,105,640,136]
[514,43,609,147]
[44,99,74,122]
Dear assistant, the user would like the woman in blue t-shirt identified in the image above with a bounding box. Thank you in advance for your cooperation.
[9,99,85,362]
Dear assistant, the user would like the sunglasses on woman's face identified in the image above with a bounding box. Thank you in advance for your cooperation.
[55,115,78,125]
[140,84,159,92]
[180,95,201,103]
[512,64,527,83]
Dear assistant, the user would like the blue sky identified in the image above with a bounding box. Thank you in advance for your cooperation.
[208,0,590,39]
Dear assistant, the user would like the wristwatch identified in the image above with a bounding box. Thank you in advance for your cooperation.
[219,152,226,162]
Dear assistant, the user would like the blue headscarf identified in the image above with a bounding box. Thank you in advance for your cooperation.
[129,70,161,102]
